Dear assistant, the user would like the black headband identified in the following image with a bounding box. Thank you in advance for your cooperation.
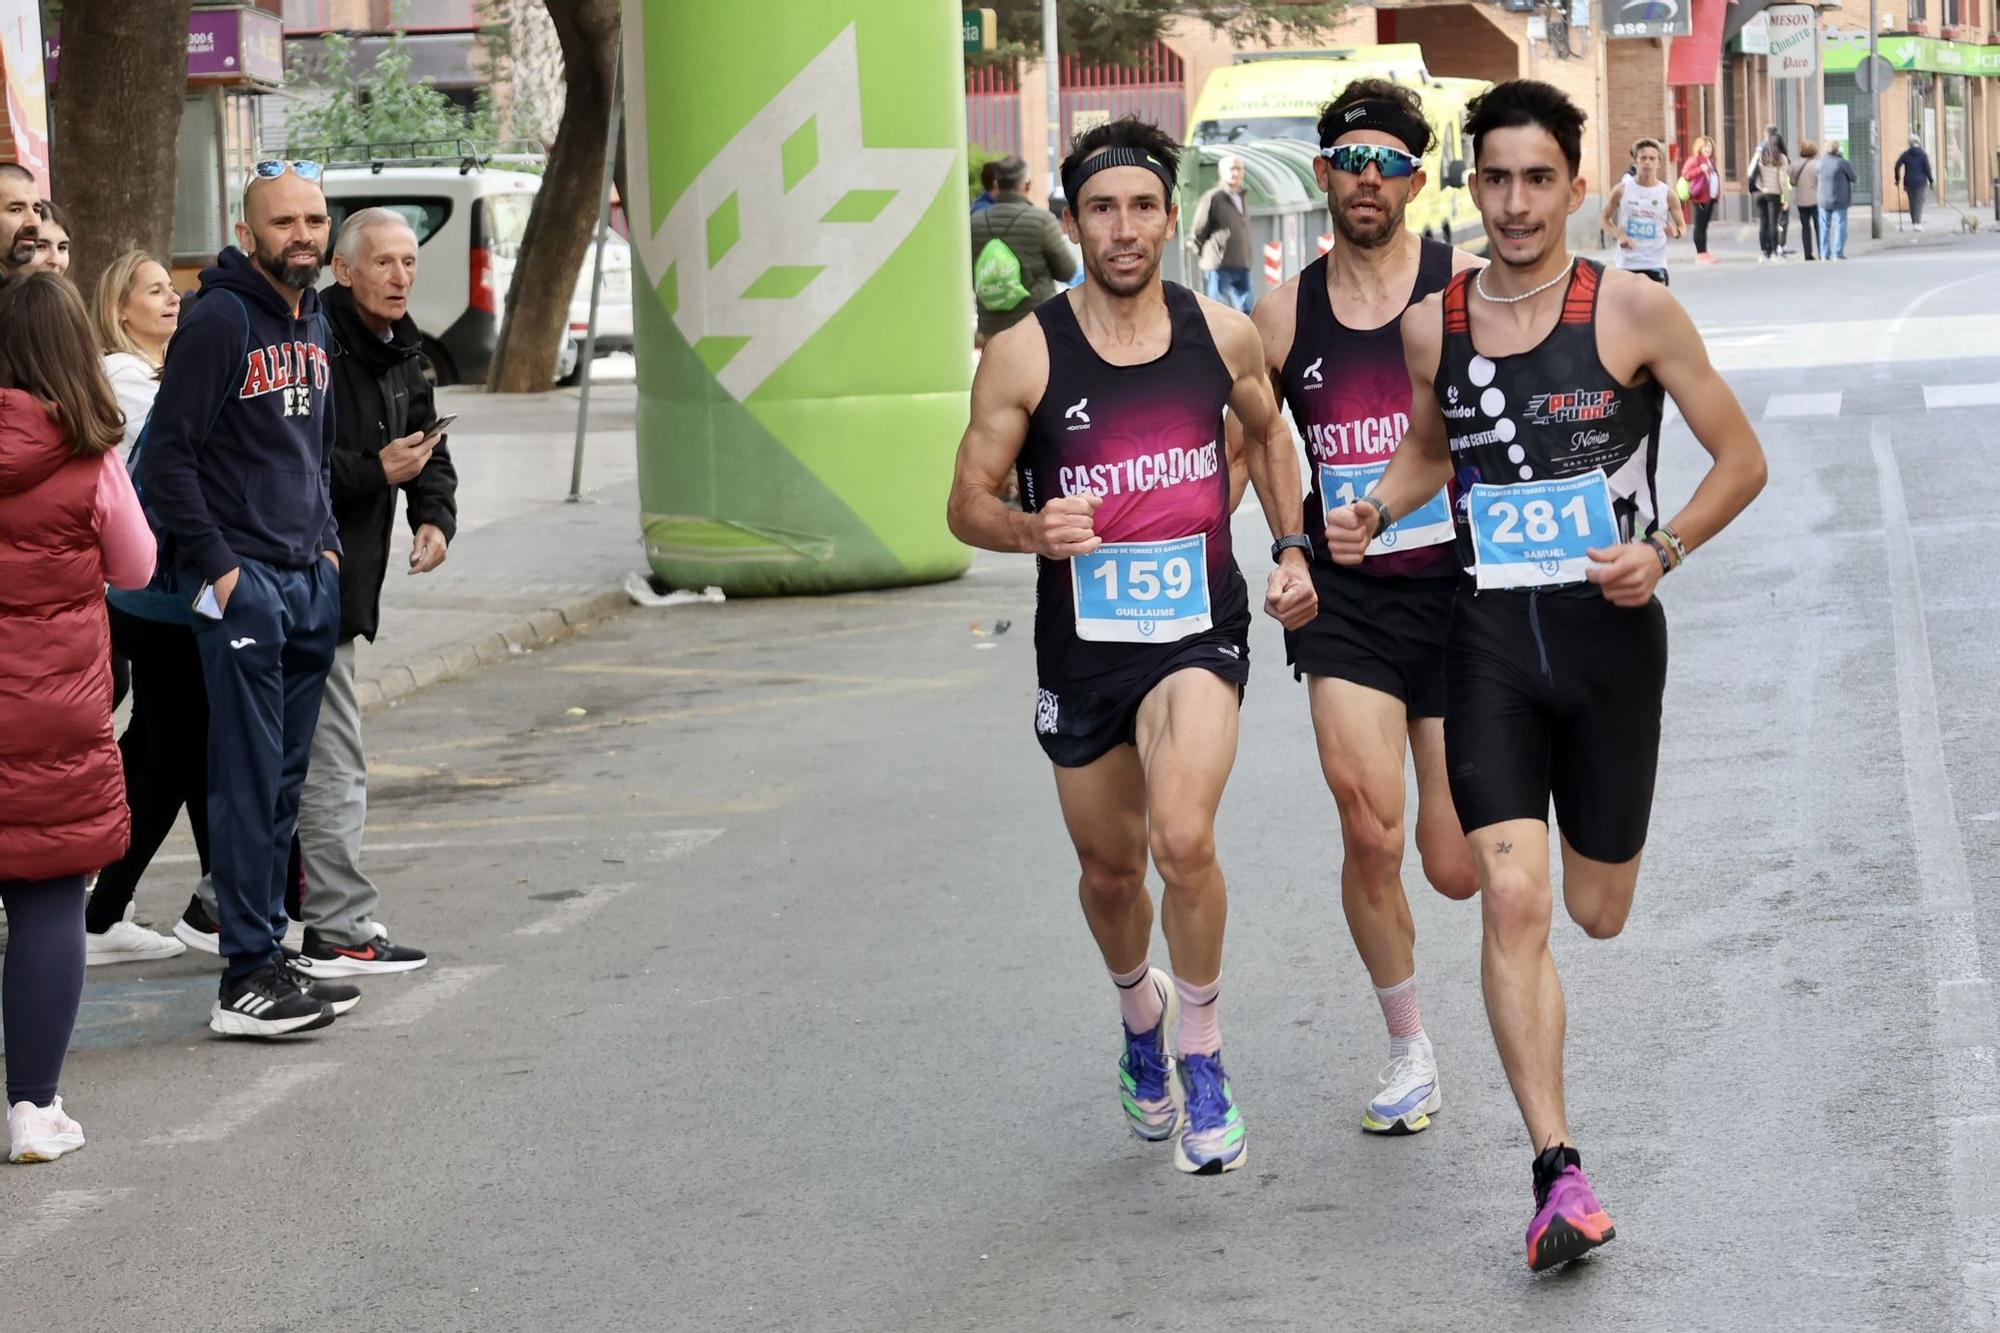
[1321,100,1427,157]
[1061,147,1177,208]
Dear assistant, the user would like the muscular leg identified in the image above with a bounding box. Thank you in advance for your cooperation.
[1134,668,1240,987]
[1472,818,1570,1150]
[1051,745,1153,975]
[1409,717,1479,902]
[1306,676,1418,987]
[1559,839,1643,940]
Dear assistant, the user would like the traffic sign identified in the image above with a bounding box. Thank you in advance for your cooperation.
[963,8,995,54]
[1855,53,1896,93]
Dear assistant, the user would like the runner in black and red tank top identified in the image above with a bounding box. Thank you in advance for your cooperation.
[1325,81,1767,1272]
[1251,78,1481,1141]
[947,118,1316,1179]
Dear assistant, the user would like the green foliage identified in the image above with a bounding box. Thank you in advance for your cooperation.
[283,32,498,160]
[973,0,1346,68]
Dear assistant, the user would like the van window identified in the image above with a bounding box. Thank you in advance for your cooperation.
[1192,116,1318,145]
[327,197,453,246]
[481,193,536,258]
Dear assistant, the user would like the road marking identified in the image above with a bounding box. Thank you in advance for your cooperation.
[0,1189,131,1262]
[342,965,502,1030]
[513,829,721,936]
[1765,392,1842,418]
[1924,383,2000,410]
[1871,417,2000,1324]
[146,1063,339,1146]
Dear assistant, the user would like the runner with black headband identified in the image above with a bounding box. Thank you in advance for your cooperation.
[1249,77,1483,1139]
[948,115,1317,1176]
[1325,79,1765,1269]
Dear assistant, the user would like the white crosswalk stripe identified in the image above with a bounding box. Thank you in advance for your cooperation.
[1765,392,1843,418]
[1924,382,2000,409]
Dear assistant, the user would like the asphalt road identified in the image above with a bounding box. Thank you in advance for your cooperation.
[4,235,2000,1332]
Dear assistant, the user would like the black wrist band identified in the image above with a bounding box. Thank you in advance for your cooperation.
[1361,497,1391,537]
[1271,533,1311,562]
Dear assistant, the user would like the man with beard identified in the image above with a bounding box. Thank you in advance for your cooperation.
[1326,80,1765,1269]
[1250,78,1483,1140]
[0,164,41,280]
[137,161,359,1037]
[947,116,1316,1176]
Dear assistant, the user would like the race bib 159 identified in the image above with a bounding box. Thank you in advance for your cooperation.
[1071,534,1212,643]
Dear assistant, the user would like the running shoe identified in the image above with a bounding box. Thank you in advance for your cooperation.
[279,956,361,1016]
[8,1096,85,1163]
[174,893,221,956]
[86,907,187,966]
[1362,1038,1441,1135]
[294,926,428,978]
[1117,967,1181,1141]
[1526,1144,1616,1270]
[1172,1052,1247,1175]
[209,963,335,1037]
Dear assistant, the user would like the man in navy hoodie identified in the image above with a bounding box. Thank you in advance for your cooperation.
[137,162,359,1037]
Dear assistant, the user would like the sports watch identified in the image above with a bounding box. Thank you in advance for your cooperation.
[1271,534,1312,562]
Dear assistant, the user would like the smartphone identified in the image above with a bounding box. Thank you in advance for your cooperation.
[420,413,459,445]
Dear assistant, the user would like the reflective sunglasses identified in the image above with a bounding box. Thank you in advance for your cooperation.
[1319,143,1419,179]
[253,159,324,183]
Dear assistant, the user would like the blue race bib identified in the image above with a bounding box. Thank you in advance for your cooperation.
[1469,470,1618,590]
[1627,216,1660,241]
[1319,461,1454,555]
[1071,535,1212,643]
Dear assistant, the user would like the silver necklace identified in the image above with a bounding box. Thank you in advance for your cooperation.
[1475,258,1575,305]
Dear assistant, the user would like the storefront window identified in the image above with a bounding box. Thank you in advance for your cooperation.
[1823,72,1876,205]
[1944,75,1967,194]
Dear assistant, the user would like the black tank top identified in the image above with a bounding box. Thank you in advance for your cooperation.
[1017,284,1247,689]
[1434,259,1666,581]
[1281,238,1456,579]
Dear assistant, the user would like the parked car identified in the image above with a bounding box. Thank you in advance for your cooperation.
[319,157,634,387]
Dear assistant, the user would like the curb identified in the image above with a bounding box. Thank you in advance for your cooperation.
[355,582,633,714]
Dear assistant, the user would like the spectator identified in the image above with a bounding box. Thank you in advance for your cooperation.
[1749,130,1789,261]
[1819,142,1858,261]
[29,200,69,276]
[1895,135,1935,230]
[136,160,354,1037]
[286,207,452,978]
[0,164,40,281]
[84,250,195,966]
[969,155,1077,346]
[1680,134,1721,264]
[1193,154,1253,311]
[1789,142,1822,262]
[971,159,1001,214]
[0,273,155,1161]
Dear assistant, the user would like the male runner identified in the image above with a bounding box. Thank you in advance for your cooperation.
[947,116,1317,1176]
[1326,80,1766,1266]
[1249,78,1480,1137]
[1599,137,1683,286]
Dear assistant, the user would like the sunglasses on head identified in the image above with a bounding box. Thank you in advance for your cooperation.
[253,159,324,183]
[1319,143,1419,179]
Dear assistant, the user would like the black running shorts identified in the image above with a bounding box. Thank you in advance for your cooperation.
[1035,629,1250,769]
[1284,561,1457,719]
[1443,587,1668,863]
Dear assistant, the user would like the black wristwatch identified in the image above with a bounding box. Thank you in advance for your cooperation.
[1271,534,1312,562]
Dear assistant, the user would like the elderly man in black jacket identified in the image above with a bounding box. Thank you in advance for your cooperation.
[291,205,457,978]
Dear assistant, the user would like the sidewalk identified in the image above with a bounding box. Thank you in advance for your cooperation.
[1658,208,1991,264]
[350,378,645,711]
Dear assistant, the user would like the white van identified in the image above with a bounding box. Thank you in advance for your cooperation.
[319,158,633,386]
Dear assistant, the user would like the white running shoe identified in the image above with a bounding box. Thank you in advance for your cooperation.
[1116,968,1181,1141]
[9,1096,86,1163]
[1362,1038,1442,1135]
[86,918,188,966]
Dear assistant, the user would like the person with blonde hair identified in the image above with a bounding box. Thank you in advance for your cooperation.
[93,249,180,457]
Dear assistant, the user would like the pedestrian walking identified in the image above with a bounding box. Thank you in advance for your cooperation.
[1819,142,1858,260]
[136,161,355,1036]
[1749,130,1789,261]
[0,273,158,1161]
[969,156,1078,346]
[1789,143,1822,261]
[1193,155,1255,311]
[1894,136,1935,230]
[1602,137,1683,285]
[84,250,198,966]
[1680,135,1721,264]
[29,200,69,277]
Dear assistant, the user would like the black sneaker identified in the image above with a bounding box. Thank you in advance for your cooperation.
[174,894,221,956]
[279,955,361,1015]
[210,964,335,1037]
[295,926,429,978]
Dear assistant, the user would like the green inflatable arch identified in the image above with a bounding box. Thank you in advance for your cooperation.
[620,1,974,595]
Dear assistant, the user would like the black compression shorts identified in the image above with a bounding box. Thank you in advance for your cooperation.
[1443,587,1668,863]
[1284,561,1456,718]
[1034,628,1250,769]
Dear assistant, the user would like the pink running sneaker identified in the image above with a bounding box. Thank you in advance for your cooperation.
[1526,1144,1615,1270]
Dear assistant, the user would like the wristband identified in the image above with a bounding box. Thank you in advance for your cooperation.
[1657,524,1688,566]
[1271,534,1312,562]
[1357,496,1391,538]
[1647,536,1674,575]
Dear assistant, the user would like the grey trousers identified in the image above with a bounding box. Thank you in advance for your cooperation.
[197,639,380,945]
[1907,181,1928,223]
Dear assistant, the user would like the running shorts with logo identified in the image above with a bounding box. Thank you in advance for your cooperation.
[1278,240,1457,716]
[1432,259,1670,862]
[1016,282,1250,769]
